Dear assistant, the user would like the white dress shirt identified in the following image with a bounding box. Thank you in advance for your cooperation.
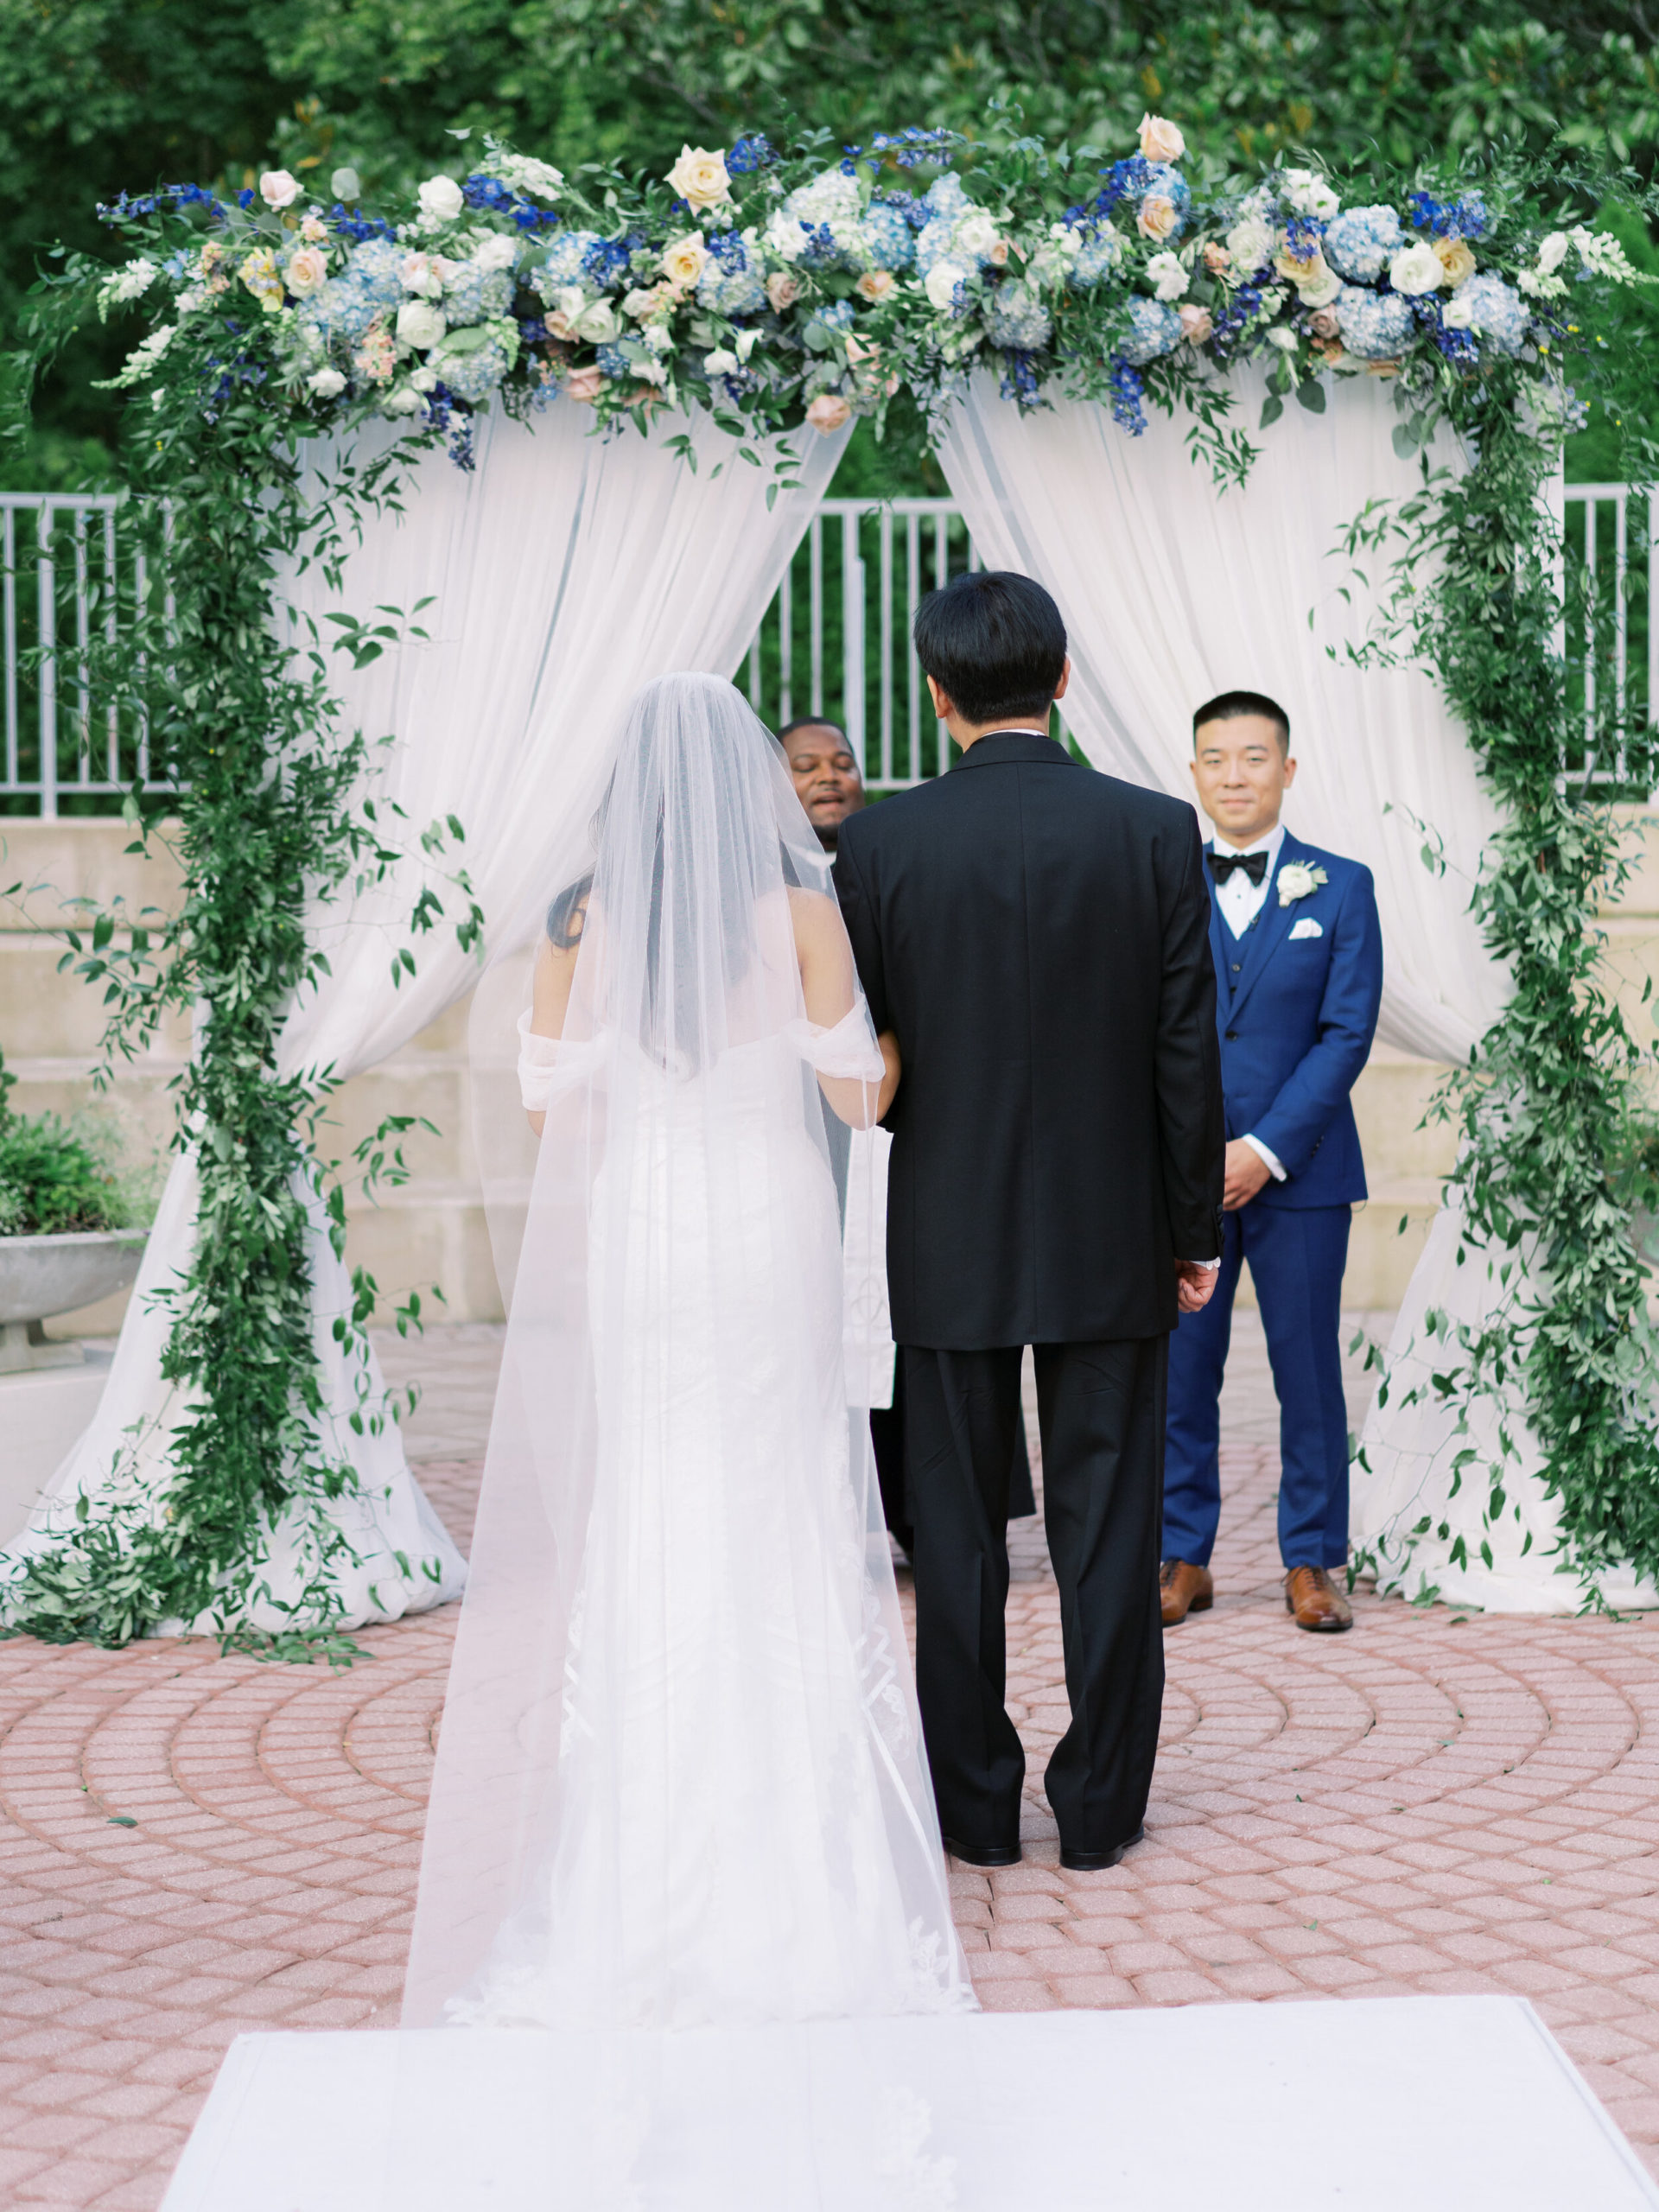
[1210,823,1288,1186]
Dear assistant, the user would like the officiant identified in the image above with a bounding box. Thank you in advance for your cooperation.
[781,715,1036,1548]
[1160,690,1382,1635]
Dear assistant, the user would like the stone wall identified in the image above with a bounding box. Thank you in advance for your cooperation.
[10,810,1654,1331]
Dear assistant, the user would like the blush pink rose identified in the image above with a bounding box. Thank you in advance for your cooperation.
[1137,194,1179,243]
[1309,307,1340,339]
[1137,113,1186,163]
[1179,302,1213,343]
[564,366,606,403]
[805,392,852,435]
[766,271,801,313]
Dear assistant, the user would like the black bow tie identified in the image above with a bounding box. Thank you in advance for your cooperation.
[1208,849,1268,887]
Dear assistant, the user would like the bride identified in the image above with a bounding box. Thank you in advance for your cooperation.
[402,671,972,2031]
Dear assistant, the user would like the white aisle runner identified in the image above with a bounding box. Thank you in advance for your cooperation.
[162,1995,1656,2211]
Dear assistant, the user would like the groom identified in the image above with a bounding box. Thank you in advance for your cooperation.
[835,572,1224,1871]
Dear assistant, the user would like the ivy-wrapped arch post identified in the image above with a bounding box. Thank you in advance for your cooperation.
[5,117,1656,1649]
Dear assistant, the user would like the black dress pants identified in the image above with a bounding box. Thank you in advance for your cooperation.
[901,1337,1167,1855]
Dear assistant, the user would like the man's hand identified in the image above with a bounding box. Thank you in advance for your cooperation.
[1175,1260,1218,1314]
[1223,1138,1273,1212]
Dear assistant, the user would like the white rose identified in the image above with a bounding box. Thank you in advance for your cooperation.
[260,170,302,210]
[955,209,1001,261]
[383,385,423,415]
[704,347,740,377]
[472,233,518,272]
[1295,263,1343,308]
[410,365,438,392]
[1267,327,1299,351]
[1145,251,1187,302]
[396,299,447,350]
[417,175,466,226]
[575,299,619,343]
[1225,217,1273,272]
[666,144,732,210]
[1536,231,1571,276]
[924,261,967,311]
[660,232,709,289]
[1441,293,1477,329]
[1389,240,1444,296]
[306,367,346,397]
[284,246,329,298]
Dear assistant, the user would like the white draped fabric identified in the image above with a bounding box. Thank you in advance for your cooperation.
[6,404,847,1632]
[938,367,1501,1062]
[938,371,1632,1613]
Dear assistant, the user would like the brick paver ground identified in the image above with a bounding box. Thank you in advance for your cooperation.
[5,1314,1659,2206]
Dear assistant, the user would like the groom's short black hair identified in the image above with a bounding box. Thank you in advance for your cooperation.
[1192,690,1290,752]
[913,571,1066,726]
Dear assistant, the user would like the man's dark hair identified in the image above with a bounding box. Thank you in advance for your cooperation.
[778,715,851,747]
[912,571,1067,726]
[1192,689,1291,752]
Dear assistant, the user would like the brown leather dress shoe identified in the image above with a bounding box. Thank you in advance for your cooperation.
[1284,1565,1354,1632]
[1160,1560,1214,1627]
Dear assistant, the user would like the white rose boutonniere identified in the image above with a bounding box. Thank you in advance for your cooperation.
[1276,861,1329,907]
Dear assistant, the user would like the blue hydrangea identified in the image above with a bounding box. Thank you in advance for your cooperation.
[816,300,855,331]
[1456,274,1529,357]
[1324,206,1404,283]
[531,231,602,297]
[696,233,768,316]
[912,215,960,279]
[1119,297,1184,365]
[859,200,916,270]
[301,238,406,345]
[922,173,969,222]
[594,344,630,377]
[984,283,1052,353]
[443,264,514,323]
[1334,284,1416,359]
[429,333,515,404]
[1071,228,1124,286]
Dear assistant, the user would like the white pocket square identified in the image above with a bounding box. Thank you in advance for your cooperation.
[1288,917,1324,940]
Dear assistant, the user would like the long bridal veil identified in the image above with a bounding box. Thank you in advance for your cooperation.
[403,672,969,2030]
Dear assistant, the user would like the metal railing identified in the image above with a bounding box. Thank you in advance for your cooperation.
[0,483,1649,813]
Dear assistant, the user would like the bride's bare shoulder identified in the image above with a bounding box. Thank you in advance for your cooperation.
[786,883,842,942]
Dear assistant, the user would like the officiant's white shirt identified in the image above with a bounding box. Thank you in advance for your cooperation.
[1211,823,1288,1186]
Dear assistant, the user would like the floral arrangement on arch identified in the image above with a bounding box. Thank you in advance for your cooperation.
[92,118,1649,467]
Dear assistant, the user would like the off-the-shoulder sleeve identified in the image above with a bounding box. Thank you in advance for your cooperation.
[517,1011,611,1111]
[784,1004,885,1082]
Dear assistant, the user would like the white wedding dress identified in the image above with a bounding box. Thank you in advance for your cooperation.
[402,673,969,2034]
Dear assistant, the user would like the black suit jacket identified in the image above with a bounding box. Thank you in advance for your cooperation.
[834,732,1224,1350]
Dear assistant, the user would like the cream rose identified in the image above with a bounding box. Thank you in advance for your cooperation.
[1294,260,1342,309]
[1178,302,1213,343]
[259,170,302,210]
[805,392,852,435]
[660,232,709,290]
[766,270,801,313]
[565,365,606,403]
[855,269,897,302]
[416,175,466,226]
[1388,240,1444,296]
[396,299,447,350]
[284,246,328,298]
[1435,238,1476,288]
[924,261,968,312]
[667,144,732,210]
[1137,194,1179,243]
[1137,113,1185,163]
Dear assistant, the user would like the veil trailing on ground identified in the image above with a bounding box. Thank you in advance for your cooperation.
[403,673,968,2030]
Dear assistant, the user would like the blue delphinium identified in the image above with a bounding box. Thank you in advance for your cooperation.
[728,135,777,175]
[984,283,1052,353]
[860,200,917,270]
[999,350,1042,408]
[1108,355,1147,434]
[1455,274,1529,356]
[1408,190,1488,241]
[1414,296,1479,368]
[1334,285,1416,359]
[1324,206,1404,283]
[697,232,768,317]
[443,264,515,323]
[582,238,632,290]
[1119,297,1184,365]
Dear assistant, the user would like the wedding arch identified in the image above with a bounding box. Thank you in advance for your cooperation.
[6,118,1656,1651]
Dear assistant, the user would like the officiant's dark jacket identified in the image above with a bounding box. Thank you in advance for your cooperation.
[834,732,1224,1351]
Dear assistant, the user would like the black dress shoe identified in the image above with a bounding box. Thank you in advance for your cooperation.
[1059,1825,1146,1873]
[942,1834,1021,1868]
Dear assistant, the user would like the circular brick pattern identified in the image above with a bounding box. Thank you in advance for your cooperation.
[4,1445,1659,2207]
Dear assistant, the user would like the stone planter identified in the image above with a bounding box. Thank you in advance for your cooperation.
[0,1230,147,1373]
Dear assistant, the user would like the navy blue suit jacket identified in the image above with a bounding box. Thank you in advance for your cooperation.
[1211,831,1382,1209]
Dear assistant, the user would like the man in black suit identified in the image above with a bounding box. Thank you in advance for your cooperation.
[834,572,1224,1872]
